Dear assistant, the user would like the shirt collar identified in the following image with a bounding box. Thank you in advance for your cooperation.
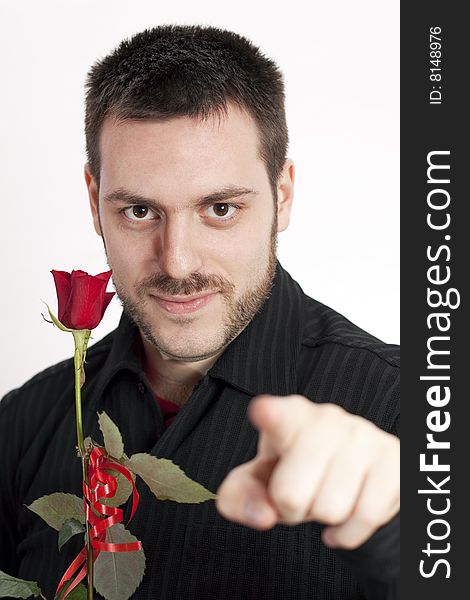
[92,261,304,400]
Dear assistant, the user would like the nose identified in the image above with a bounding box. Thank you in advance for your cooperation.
[155,215,203,279]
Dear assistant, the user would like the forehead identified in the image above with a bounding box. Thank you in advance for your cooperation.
[97,104,272,206]
[98,103,265,190]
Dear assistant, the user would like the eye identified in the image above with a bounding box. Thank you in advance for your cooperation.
[122,205,159,221]
[206,203,238,220]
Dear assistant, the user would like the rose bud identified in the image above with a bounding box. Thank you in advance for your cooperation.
[51,269,115,331]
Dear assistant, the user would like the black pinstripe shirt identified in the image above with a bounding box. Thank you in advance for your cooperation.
[0,262,399,599]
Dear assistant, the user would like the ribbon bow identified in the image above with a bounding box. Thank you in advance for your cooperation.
[56,447,142,598]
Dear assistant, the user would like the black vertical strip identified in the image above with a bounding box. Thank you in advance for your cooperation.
[401,2,467,598]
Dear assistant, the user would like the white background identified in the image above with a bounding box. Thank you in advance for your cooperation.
[0,0,399,398]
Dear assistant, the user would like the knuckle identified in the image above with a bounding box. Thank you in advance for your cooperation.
[321,403,344,419]
[354,504,381,530]
[348,422,376,453]
[217,465,245,496]
[313,499,350,525]
[349,413,375,437]
[290,395,312,418]
[316,403,350,431]
[271,490,305,521]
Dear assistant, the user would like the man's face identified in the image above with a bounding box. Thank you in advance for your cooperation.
[86,104,293,362]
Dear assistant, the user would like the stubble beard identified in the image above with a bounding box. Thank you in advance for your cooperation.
[104,215,278,363]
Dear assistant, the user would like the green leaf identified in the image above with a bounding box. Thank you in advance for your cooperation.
[0,570,42,599]
[125,453,217,503]
[27,493,85,531]
[98,412,124,459]
[42,301,74,333]
[83,437,95,451]
[58,518,86,551]
[55,580,87,600]
[100,468,135,508]
[94,524,145,600]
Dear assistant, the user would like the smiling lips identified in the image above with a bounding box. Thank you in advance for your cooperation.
[151,292,217,314]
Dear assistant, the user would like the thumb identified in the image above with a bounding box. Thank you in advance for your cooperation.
[248,395,306,454]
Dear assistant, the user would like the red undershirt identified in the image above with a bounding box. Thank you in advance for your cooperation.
[155,395,181,428]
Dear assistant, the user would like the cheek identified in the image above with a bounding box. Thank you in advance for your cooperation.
[212,218,273,277]
[105,232,153,284]
[243,213,274,256]
[213,218,269,258]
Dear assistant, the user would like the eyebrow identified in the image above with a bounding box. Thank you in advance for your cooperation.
[103,185,258,211]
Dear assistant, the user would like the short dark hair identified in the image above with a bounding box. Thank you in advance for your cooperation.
[84,24,288,200]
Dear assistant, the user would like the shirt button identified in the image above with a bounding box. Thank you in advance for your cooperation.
[137,381,146,394]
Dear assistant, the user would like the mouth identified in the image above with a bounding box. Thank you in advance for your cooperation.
[150,292,218,315]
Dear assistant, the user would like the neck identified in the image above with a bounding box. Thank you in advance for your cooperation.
[140,336,222,407]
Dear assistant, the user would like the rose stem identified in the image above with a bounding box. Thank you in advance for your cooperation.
[73,330,94,600]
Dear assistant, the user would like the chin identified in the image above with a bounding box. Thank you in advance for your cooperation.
[158,345,220,363]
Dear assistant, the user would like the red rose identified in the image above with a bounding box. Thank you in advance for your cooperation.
[51,269,115,330]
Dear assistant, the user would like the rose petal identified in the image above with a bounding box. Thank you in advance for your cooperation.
[101,292,115,318]
[94,270,113,284]
[69,274,108,330]
[51,270,72,324]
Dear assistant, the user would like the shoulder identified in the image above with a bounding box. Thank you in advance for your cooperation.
[301,293,399,367]
[298,293,400,434]
[0,330,114,421]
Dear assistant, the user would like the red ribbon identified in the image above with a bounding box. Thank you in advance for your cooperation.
[56,447,142,598]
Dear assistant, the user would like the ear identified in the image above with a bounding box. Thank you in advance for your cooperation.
[84,163,102,236]
[276,159,295,232]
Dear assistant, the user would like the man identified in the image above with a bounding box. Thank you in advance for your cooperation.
[0,25,399,599]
